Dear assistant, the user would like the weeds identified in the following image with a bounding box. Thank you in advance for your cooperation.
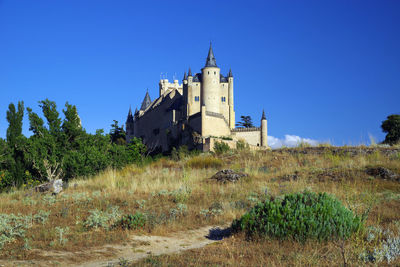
[185,155,223,169]
[84,206,121,230]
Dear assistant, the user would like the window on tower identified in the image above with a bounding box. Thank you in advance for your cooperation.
[194,96,200,102]
[221,96,226,102]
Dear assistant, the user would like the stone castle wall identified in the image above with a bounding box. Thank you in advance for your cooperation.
[232,128,262,147]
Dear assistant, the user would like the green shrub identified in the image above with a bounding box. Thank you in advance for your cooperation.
[232,191,364,242]
[185,156,223,169]
[115,212,146,230]
[213,141,230,155]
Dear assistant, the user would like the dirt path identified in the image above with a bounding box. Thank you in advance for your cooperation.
[0,225,230,267]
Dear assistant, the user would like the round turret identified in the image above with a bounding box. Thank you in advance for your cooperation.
[201,44,220,113]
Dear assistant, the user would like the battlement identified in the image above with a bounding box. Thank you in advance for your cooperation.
[232,127,261,132]
[159,79,182,97]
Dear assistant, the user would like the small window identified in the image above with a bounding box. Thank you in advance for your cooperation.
[214,71,216,75]
[208,71,209,74]
[221,96,226,102]
[194,96,200,102]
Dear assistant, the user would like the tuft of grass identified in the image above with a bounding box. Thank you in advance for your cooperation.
[185,155,223,169]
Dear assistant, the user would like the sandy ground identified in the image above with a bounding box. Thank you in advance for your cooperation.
[0,225,230,267]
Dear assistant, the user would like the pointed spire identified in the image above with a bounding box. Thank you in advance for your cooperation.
[134,107,138,115]
[261,109,266,120]
[205,42,217,67]
[183,71,187,80]
[140,90,151,111]
[127,106,134,123]
[188,67,192,77]
[228,69,233,77]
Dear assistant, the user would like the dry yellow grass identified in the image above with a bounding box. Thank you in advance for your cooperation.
[0,147,399,265]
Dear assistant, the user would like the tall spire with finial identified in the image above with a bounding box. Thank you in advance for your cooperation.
[261,109,266,120]
[127,106,134,123]
[228,69,233,77]
[183,71,187,80]
[205,42,217,67]
[140,90,151,111]
[188,67,192,77]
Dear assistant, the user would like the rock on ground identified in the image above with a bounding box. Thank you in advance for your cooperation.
[34,179,63,194]
[366,167,400,181]
[210,169,248,183]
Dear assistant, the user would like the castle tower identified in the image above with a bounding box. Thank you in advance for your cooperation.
[186,67,194,117]
[125,106,134,143]
[261,110,268,147]
[228,69,235,129]
[182,71,188,118]
[201,43,220,114]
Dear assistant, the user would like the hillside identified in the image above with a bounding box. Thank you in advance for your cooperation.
[1,146,400,266]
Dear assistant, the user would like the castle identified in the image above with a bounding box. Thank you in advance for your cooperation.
[125,44,268,152]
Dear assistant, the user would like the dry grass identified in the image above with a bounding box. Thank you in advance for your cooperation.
[0,147,399,265]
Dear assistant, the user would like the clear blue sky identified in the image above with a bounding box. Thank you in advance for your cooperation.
[1,0,399,146]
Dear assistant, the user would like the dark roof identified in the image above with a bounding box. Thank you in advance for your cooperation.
[205,43,217,67]
[261,110,266,120]
[193,73,202,82]
[126,106,134,123]
[188,67,192,76]
[220,74,228,83]
[166,96,183,112]
[183,71,187,80]
[228,69,233,77]
[140,91,151,111]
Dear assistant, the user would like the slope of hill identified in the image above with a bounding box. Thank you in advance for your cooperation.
[0,146,399,266]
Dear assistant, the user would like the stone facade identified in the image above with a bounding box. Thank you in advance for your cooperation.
[126,44,269,152]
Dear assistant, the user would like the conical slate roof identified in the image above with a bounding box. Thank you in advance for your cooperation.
[261,109,266,120]
[183,71,187,80]
[126,106,134,123]
[140,91,151,111]
[188,67,192,77]
[205,43,217,67]
[228,69,233,77]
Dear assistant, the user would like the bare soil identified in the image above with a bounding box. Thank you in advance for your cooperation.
[0,225,229,267]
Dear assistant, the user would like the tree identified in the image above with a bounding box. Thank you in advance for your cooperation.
[110,120,126,145]
[5,101,26,186]
[236,115,254,128]
[381,114,400,145]
[62,102,83,145]
[26,100,64,181]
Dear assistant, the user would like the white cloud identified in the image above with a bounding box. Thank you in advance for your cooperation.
[268,135,319,149]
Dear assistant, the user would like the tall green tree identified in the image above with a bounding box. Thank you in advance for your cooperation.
[110,120,126,145]
[26,100,64,181]
[5,101,26,186]
[236,115,254,128]
[381,114,400,145]
[62,102,83,146]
